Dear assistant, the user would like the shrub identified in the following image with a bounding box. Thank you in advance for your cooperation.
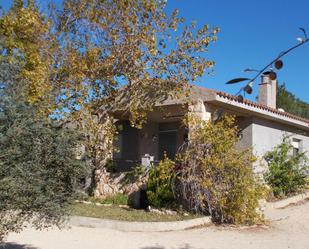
[176,115,266,225]
[264,135,308,198]
[88,193,128,205]
[123,165,147,185]
[0,104,87,241]
[105,159,117,173]
[147,157,176,208]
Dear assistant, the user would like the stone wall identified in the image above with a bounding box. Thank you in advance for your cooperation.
[94,168,149,208]
[188,99,211,122]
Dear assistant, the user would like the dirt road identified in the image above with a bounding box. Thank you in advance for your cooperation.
[5,201,309,249]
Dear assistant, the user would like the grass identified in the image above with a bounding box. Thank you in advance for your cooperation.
[85,193,128,205]
[71,203,201,222]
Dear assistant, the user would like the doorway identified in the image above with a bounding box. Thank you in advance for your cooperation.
[158,131,177,160]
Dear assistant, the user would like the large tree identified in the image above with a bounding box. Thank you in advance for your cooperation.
[55,0,218,123]
[1,0,218,119]
[0,0,218,198]
[52,0,219,176]
[0,0,58,113]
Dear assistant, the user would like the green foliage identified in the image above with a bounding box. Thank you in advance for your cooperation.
[87,193,128,205]
[105,159,117,173]
[147,157,175,208]
[0,102,87,241]
[101,193,128,205]
[264,135,309,198]
[178,115,266,225]
[277,83,309,119]
[0,37,87,241]
[123,165,147,185]
[71,203,198,222]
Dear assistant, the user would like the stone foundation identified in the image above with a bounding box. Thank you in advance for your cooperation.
[94,168,149,208]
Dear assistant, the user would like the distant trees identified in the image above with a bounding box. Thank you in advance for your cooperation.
[277,83,309,119]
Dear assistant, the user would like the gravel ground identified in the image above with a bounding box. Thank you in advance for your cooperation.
[4,200,309,249]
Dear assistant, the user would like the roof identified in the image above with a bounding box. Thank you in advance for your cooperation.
[98,84,309,129]
[215,91,309,124]
[158,85,309,129]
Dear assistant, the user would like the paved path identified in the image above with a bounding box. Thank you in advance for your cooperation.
[5,200,309,249]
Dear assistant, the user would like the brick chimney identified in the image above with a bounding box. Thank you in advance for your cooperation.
[258,74,277,108]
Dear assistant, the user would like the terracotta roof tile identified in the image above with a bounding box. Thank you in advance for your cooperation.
[215,91,309,124]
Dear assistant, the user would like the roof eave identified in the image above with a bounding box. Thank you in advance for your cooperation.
[208,94,309,131]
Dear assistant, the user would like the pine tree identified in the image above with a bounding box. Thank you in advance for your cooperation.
[277,83,309,119]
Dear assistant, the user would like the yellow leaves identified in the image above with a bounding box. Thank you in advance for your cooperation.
[179,114,266,224]
[54,0,220,127]
[1,0,54,113]
[2,0,220,152]
[187,114,239,155]
[212,27,220,35]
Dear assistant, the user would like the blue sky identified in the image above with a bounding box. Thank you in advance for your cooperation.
[1,0,309,102]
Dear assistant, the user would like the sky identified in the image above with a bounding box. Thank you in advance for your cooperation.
[1,0,309,102]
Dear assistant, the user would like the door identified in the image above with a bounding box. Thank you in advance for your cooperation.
[158,131,177,160]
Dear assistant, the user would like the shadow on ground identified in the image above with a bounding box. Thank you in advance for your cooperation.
[0,243,38,249]
[141,245,200,249]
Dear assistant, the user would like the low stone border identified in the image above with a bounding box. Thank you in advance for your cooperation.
[266,190,309,209]
[69,216,211,232]
[69,191,309,232]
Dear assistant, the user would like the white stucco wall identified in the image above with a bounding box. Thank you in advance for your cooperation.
[236,117,253,151]
[252,117,309,173]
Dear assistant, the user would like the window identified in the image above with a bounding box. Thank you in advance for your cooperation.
[292,138,301,157]
[113,121,139,161]
[113,132,122,160]
[159,131,177,160]
[158,122,180,160]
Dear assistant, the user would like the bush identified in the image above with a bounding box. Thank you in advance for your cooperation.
[105,159,117,173]
[264,135,308,198]
[176,115,266,225]
[123,165,147,185]
[147,157,176,208]
[0,104,87,241]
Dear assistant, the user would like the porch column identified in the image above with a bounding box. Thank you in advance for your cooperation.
[187,99,211,139]
[188,99,211,121]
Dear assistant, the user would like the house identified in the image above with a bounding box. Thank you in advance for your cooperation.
[108,74,309,173]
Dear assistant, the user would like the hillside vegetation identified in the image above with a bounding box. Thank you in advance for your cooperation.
[277,83,309,119]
